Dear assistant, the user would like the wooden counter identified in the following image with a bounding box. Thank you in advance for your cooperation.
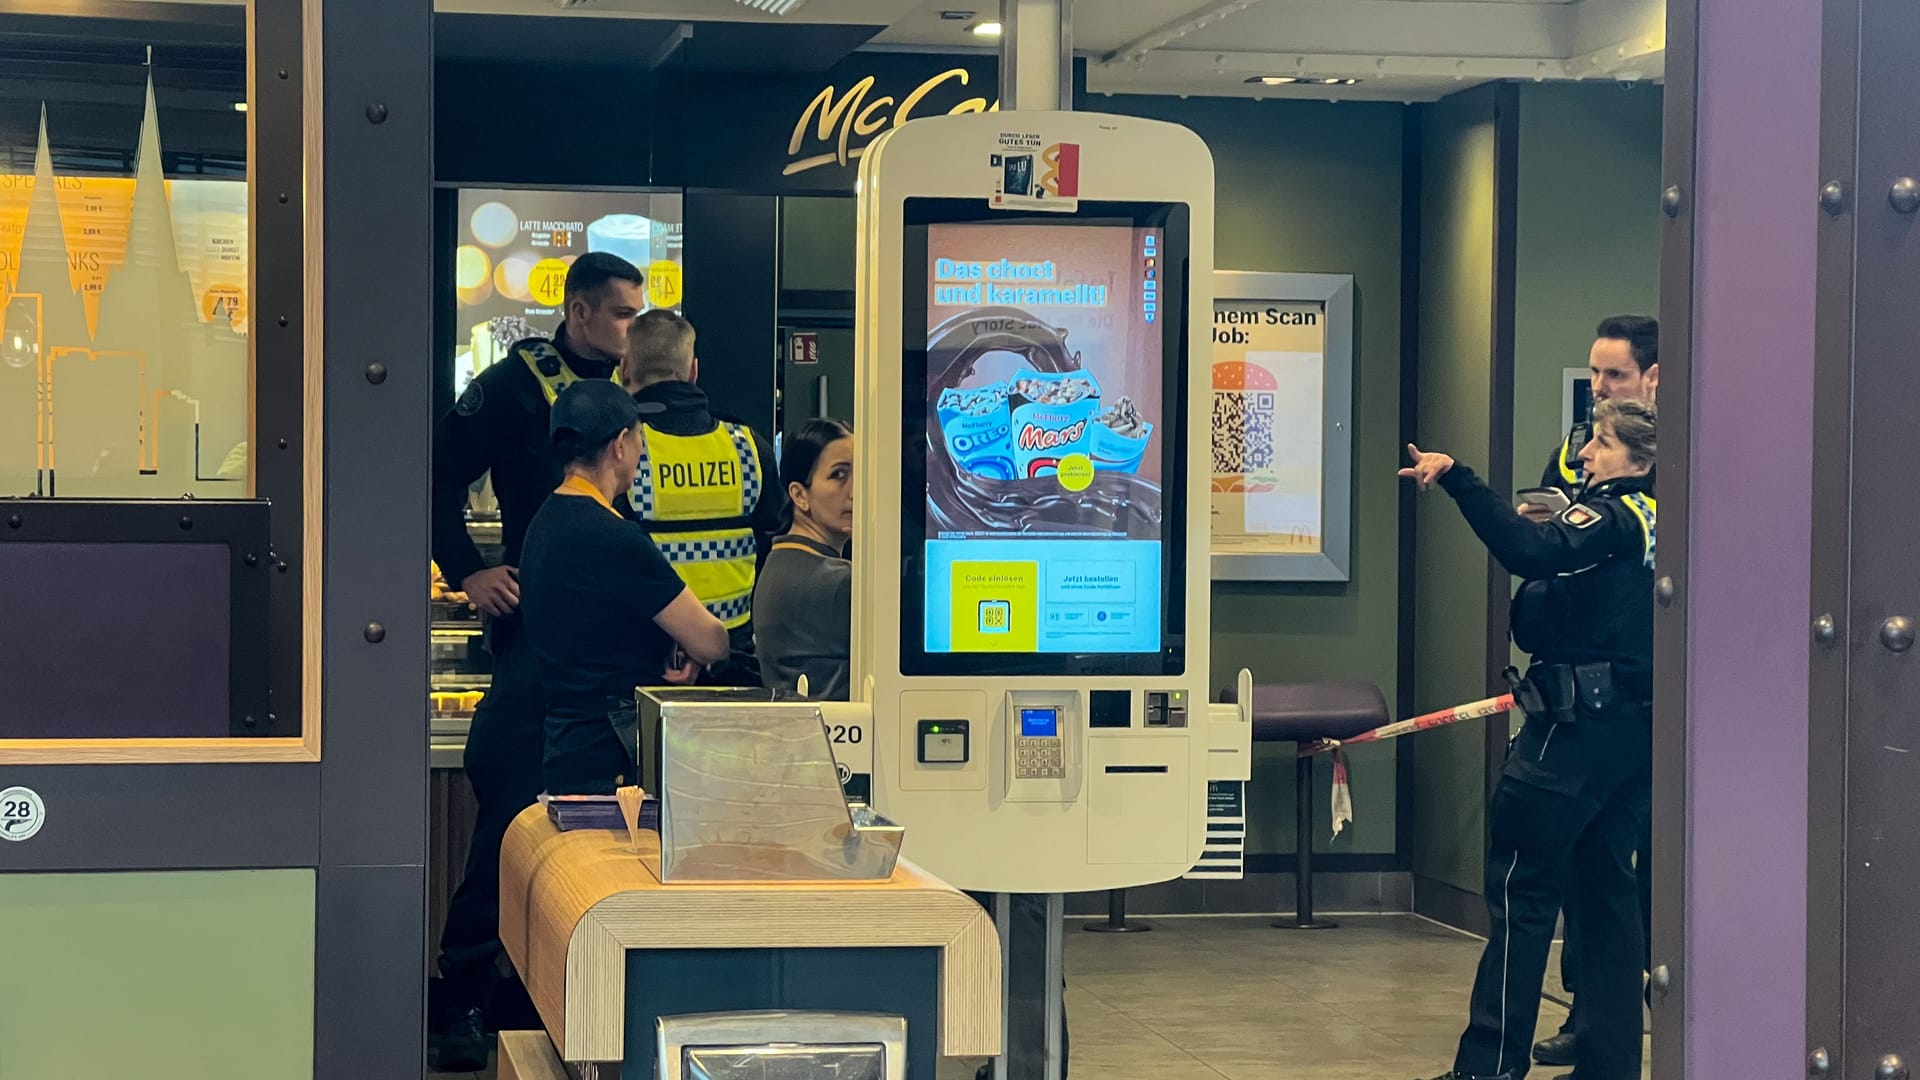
[498,805,1002,1067]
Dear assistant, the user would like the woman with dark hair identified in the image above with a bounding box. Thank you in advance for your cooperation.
[518,380,731,796]
[752,418,855,700]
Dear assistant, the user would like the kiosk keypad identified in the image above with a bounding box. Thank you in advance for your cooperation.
[1015,737,1065,779]
[1014,707,1066,780]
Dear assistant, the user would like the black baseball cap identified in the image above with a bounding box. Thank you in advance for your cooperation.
[550,379,643,455]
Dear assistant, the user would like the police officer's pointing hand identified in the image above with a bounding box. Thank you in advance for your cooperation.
[1398,443,1456,490]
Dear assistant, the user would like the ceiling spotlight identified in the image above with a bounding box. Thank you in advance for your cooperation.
[232,101,248,112]
[1246,75,1299,85]
[971,20,1002,36]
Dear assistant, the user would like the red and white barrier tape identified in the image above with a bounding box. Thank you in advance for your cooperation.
[1307,692,1518,839]
[1299,692,1516,758]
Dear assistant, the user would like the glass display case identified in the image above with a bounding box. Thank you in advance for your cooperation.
[429,514,503,767]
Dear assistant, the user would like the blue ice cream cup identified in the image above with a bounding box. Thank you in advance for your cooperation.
[937,382,1015,480]
[1088,407,1153,473]
[1009,370,1100,479]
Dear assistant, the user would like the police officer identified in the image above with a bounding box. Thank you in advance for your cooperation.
[619,309,782,686]
[1521,315,1659,519]
[1407,397,1657,1080]
[430,252,646,1070]
[1517,315,1657,1073]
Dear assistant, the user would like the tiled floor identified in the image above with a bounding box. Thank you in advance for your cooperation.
[435,913,1650,1079]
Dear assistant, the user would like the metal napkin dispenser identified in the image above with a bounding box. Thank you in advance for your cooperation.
[656,1011,907,1080]
[640,690,904,883]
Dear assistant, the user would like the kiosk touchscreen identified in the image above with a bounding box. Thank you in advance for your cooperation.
[852,111,1248,896]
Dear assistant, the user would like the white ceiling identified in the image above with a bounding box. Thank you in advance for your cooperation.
[874,0,1665,101]
[115,0,1666,101]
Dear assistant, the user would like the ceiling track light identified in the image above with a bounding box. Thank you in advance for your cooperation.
[1244,75,1358,87]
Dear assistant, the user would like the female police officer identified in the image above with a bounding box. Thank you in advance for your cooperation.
[1406,397,1656,1080]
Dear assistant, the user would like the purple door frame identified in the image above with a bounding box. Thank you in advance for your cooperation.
[1663,0,1821,1076]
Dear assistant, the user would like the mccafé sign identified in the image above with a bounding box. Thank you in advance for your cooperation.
[785,68,1000,177]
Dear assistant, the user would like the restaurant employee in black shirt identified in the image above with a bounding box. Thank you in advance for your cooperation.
[521,380,730,794]
[430,253,645,1069]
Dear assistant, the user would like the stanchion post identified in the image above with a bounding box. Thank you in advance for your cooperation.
[1084,887,1152,933]
[1277,750,1338,929]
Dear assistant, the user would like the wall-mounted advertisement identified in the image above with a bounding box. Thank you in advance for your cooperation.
[451,188,684,396]
[1210,271,1353,582]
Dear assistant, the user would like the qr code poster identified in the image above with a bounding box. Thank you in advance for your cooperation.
[1211,301,1327,555]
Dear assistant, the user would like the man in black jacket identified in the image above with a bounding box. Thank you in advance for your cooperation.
[429,252,645,1070]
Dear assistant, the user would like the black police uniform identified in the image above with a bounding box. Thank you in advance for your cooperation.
[623,379,783,686]
[1430,463,1655,1080]
[1533,423,1654,1069]
[430,325,616,1025]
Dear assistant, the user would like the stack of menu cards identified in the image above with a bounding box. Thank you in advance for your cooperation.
[541,792,657,833]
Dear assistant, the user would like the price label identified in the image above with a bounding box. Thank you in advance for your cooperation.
[648,260,684,309]
[0,785,46,842]
[527,257,571,307]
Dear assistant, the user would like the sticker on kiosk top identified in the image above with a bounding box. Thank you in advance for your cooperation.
[990,132,1080,214]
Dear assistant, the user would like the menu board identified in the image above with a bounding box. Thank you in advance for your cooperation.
[451,188,684,395]
[919,221,1165,655]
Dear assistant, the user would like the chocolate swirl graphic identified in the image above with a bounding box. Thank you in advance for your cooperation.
[925,306,1163,539]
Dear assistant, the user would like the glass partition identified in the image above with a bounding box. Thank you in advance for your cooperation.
[0,15,250,499]
[0,5,312,756]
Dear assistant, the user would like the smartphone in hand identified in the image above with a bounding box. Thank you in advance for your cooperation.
[1515,486,1572,514]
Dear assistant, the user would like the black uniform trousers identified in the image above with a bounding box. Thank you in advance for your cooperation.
[1454,700,1651,1080]
[1556,827,1653,1036]
[437,624,546,1012]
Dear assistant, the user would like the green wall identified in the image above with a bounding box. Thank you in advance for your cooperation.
[1409,83,1665,897]
[1410,86,1502,894]
[1089,94,1408,857]
[1511,83,1664,479]
[0,870,315,1079]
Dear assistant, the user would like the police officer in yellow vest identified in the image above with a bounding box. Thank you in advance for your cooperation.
[619,309,783,686]
[1515,314,1657,1076]
[429,252,646,1069]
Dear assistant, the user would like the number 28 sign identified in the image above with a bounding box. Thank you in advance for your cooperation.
[1,786,46,842]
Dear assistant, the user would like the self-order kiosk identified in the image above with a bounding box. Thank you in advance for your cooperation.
[642,111,1252,1080]
[849,110,1249,897]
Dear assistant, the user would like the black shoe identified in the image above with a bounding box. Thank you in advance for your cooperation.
[1534,1031,1577,1066]
[436,1006,490,1072]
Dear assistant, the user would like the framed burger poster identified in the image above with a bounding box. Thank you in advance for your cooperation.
[1209,270,1354,582]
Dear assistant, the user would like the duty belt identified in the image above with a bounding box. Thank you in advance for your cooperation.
[1503,662,1619,725]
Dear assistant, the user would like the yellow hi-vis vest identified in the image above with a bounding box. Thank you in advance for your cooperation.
[629,423,763,630]
[519,340,615,403]
[1618,492,1656,570]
